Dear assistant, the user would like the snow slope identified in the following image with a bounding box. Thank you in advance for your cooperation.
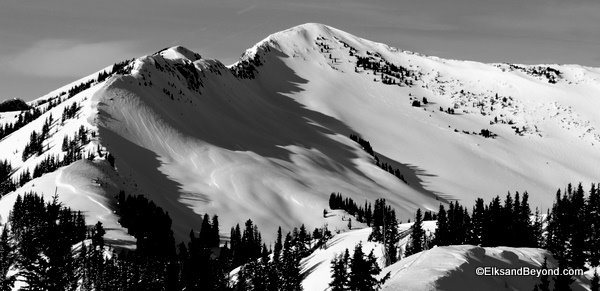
[300,219,437,291]
[240,23,600,209]
[1,23,600,246]
[382,245,589,291]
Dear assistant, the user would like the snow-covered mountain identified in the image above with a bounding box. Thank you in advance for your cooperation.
[2,25,600,291]
[2,23,600,245]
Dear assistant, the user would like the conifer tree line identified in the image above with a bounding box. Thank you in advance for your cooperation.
[61,102,80,122]
[348,134,407,184]
[61,125,91,164]
[21,115,53,161]
[354,54,418,87]
[329,242,390,291]
[368,199,401,265]
[115,191,176,258]
[403,183,600,290]
[234,224,319,290]
[329,192,374,226]
[0,96,119,197]
[544,183,600,280]
[0,57,133,143]
[0,192,87,290]
[329,193,405,266]
[0,160,14,196]
[2,121,99,197]
[403,191,543,256]
[0,107,42,141]
[425,191,542,249]
[96,59,134,83]
[0,59,133,197]
[0,190,330,290]
[2,127,103,197]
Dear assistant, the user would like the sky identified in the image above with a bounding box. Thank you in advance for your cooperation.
[1,0,600,101]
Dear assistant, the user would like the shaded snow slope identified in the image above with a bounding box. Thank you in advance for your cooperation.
[382,245,589,291]
[93,47,439,241]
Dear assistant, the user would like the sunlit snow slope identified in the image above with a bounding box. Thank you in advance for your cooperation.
[2,23,600,243]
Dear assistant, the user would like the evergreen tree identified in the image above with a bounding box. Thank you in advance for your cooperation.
[368,198,400,264]
[0,225,14,291]
[470,198,485,245]
[485,196,502,246]
[211,215,220,248]
[348,242,388,291]
[433,204,448,246]
[273,226,283,264]
[502,193,514,246]
[570,183,586,269]
[405,209,424,256]
[280,232,302,291]
[330,249,350,291]
[199,213,212,247]
[588,183,600,267]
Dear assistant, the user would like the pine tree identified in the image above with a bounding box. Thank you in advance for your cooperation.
[434,204,448,246]
[273,226,283,264]
[570,183,586,269]
[348,242,388,291]
[281,232,302,290]
[368,199,400,264]
[470,198,485,245]
[348,242,367,290]
[384,208,399,264]
[405,209,424,256]
[589,183,600,267]
[298,224,308,255]
[485,196,502,246]
[211,215,220,248]
[531,207,544,248]
[330,249,350,291]
[519,192,537,247]
[230,224,242,266]
[199,213,212,247]
[502,193,514,246]
[0,225,14,290]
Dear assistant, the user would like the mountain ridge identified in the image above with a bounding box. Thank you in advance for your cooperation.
[1,23,599,246]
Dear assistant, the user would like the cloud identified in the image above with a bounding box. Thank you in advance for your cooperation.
[7,39,141,78]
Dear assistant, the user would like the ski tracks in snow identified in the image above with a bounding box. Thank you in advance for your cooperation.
[55,168,112,220]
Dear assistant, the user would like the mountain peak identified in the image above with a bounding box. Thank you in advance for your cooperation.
[157,45,202,62]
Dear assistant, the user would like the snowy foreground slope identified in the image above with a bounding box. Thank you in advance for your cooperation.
[381,245,589,291]
[299,218,591,291]
[300,219,437,291]
[2,23,600,246]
